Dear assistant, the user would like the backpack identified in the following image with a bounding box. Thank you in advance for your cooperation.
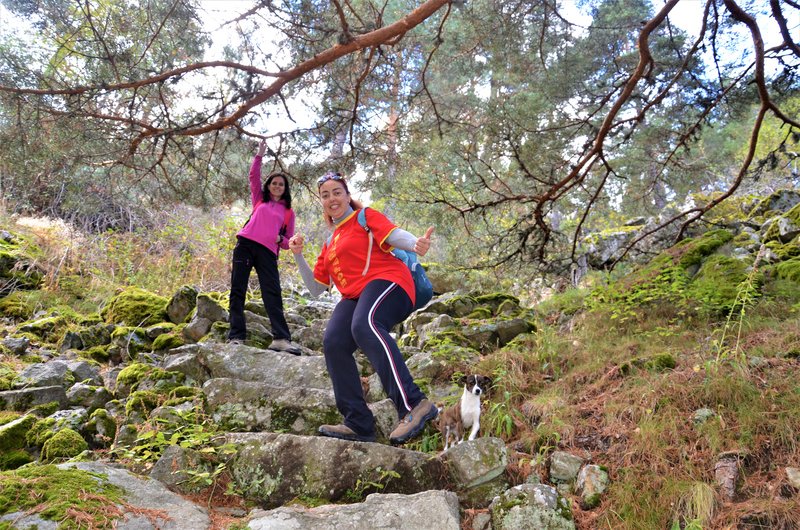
[328,208,433,310]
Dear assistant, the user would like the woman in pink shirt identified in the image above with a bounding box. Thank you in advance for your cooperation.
[228,139,300,354]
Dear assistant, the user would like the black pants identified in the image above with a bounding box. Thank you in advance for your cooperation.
[228,236,291,342]
[323,279,426,437]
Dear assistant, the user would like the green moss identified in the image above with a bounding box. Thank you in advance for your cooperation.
[18,315,67,342]
[40,428,88,462]
[26,417,57,447]
[0,363,15,391]
[677,230,734,268]
[0,414,37,452]
[101,287,169,326]
[686,255,757,315]
[125,390,160,417]
[0,291,35,320]
[775,257,800,282]
[152,332,185,351]
[588,230,738,320]
[645,353,677,372]
[0,464,123,528]
[765,240,800,260]
[467,307,493,320]
[0,411,20,426]
[30,401,60,417]
[163,386,202,407]
[81,345,111,362]
[116,362,157,387]
[0,448,32,470]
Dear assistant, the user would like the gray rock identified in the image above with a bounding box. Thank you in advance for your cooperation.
[0,385,68,410]
[166,286,198,324]
[150,445,209,494]
[549,451,585,484]
[59,330,84,352]
[2,336,30,355]
[0,513,58,530]
[67,383,112,412]
[575,464,609,509]
[444,437,508,489]
[170,343,334,389]
[496,318,533,346]
[692,407,716,425]
[14,360,70,388]
[489,483,575,530]
[59,461,211,529]
[195,294,228,322]
[787,467,800,490]
[203,378,338,434]
[67,360,103,385]
[247,490,460,530]
[226,432,446,508]
[182,316,212,342]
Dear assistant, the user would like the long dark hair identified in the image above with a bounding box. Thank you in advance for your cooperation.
[263,172,292,209]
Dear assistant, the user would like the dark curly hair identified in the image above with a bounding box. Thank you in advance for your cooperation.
[263,172,292,209]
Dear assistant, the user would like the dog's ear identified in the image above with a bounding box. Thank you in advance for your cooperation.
[456,374,467,386]
[480,376,493,389]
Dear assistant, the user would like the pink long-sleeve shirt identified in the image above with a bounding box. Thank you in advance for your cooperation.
[236,155,295,255]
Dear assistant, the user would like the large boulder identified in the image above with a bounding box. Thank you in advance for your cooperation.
[246,490,461,529]
[226,432,447,508]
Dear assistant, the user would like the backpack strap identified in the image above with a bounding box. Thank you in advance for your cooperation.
[357,208,373,277]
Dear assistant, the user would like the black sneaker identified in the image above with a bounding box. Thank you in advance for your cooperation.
[389,399,438,445]
[318,424,376,443]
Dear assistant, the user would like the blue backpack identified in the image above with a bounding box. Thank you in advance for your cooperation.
[328,208,433,310]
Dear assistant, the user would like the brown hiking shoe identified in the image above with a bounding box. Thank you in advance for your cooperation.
[318,424,376,443]
[389,399,438,445]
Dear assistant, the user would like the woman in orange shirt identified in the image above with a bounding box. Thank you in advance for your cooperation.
[289,172,436,444]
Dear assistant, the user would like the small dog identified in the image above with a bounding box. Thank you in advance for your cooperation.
[437,374,492,450]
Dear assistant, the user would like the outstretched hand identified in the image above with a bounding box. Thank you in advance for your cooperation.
[288,234,305,255]
[256,139,267,157]
[414,226,435,256]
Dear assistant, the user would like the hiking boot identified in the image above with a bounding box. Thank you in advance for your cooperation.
[389,399,438,445]
[268,338,301,355]
[318,424,376,443]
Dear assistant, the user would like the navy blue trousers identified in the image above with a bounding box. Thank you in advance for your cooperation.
[323,279,426,437]
[228,236,291,342]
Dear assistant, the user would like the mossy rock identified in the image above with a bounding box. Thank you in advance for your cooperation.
[0,448,33,470]
[0,464,123,527]
[686,255,758,315]
[125,390,160,417]
[775,257,800,283]
[80,345,112,362]
[0,363,16,391]
[116,362,158,389]
[0,411,21,426]
[620,353,676,374]
[40,428,89,462]
[152,332,186,351]
[0,414,37,452]
[0,291,35,320]
[18,315,69,343]
[588,229,735,318]
[84,409,117,448]
[101,287,169,326]
[26,417,58,447]
[110,326,152,358]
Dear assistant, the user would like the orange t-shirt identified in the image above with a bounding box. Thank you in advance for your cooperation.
[313,209,415,304]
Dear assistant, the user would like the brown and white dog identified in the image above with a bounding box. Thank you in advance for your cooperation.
[438,374,492,450]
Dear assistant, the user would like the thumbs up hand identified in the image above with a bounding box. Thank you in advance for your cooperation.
[414,226,435,256]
